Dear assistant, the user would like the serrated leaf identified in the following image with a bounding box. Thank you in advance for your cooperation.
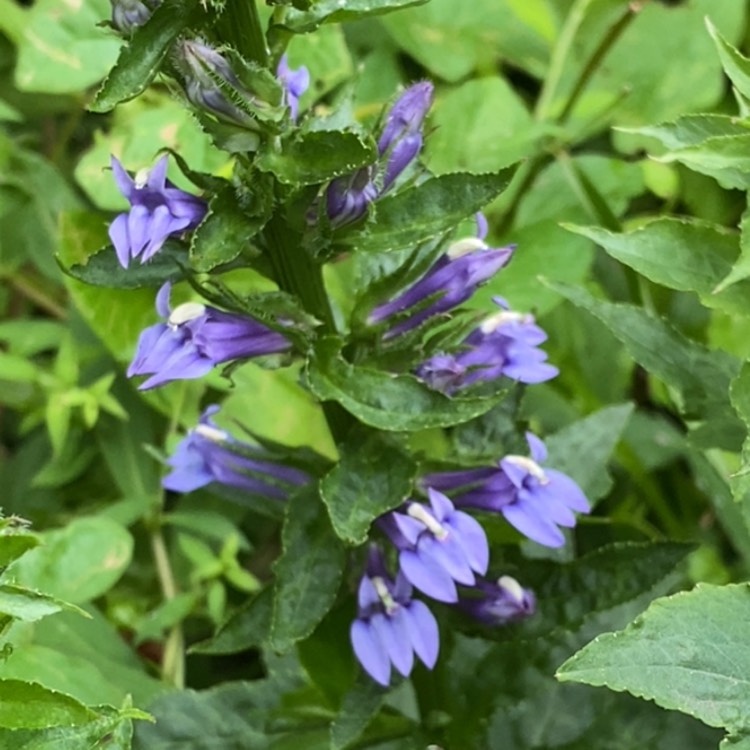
[256,130,377,185]
[707,18,750,102]
[0,584,88,622]
[565,219,750,315]
[625,113,750,151]
[90,0,200,112]
[270,486,346,652]
[550,282,742,444]
[545,403,634,505]
[306,336,509,432]
[0,533,39,569]
[0,680,95,729]
[557,583,750,735]
[320,431,417,544]
[190,587,272,655]
[277,0,429,32]
[344,170,514,253]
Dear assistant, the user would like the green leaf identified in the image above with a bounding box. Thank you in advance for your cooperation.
[707,18,750,102]
[565,219,750,315]
[320,430,417,545]
[0,533,39,569]
[190,587,272,655]
[91,0,200,112]
[557,583,750,735]
[545,403,633,506]
[256,130,377,185]
[63,238,186,290]
[7,517,133,604]
[551,282,741,442]
[0,584,88,623]
[345,171,514,253]
[270,487,347,652]
[306,336,509,432]
[626,113,750,151]
[277,0,429,32]
[0,680,95,729]
[330,680,385,750]
[14,0,120,93]
[717,197,750,292]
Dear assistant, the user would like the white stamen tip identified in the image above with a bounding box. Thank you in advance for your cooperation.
[480,310,529,334]
[372,576,398,614]
[195,424,229,443]
[447,237,488,259]
[134,167,151,188]
[169,302,206,327]
[505,455,549,484]
[408,503,448,540]
[498,575,525,603]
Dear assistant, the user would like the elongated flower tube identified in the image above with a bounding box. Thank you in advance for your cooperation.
[415,297,558,394]
[460,575,536,625]
[369,224,514,339]
[163,406,310,497]
[276,54,310,122]
[128,283,292,390]
[423,433,590,548]
[325,82,434,227]
[379,488,489,603]
[108,155,206,268]
[350,546,439,686]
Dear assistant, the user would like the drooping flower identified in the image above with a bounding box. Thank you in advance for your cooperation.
[163,406,310,497]
[415,297,558,394]
[423,433,590,548]
[108,155,206,268]
[276,54,310,122]
[127,283,292,390]
[379,488,489,603]
[368,220,514,339]
[325,82,434,227]
[110,0,154,32]
[460,575,536,625]
[350,546,439,686]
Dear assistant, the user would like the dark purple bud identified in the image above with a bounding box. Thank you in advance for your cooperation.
[163,405,310,497]
[350,545,439,686]
[461,576,536,625]
[127,283,292,390]
[110,0,153,31]
[277,54,310,122]
[108,155,206,268]
[325,167,379,227]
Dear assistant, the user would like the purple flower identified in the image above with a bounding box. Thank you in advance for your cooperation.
[380,488,489,603]
[424,433,590,548]
[324,82,434,227]
[377,81,434,190]
[369,223,514,339]
[110,0,154,32]
[163,406,310,497]
[350,546,439,686]
[416,297,558,393]
[276,54,310,122]
[128,283,292,390]
[460,575,536,625]
[108,155,206,268]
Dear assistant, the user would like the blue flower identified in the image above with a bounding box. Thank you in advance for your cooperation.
[369,221,514,339]
[127,283,292,390]
[415,297,558,393]
[423,433,590,548]
[460,575,536,625]
[350,546,439,686]
[108,155,206,268]
[276,54,310,122]
[163,406,310,497]
[380,488,489,603]
[110,0,154,32]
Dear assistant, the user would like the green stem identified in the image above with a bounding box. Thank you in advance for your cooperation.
[7,272,67,320]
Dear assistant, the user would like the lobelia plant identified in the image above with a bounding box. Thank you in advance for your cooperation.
[34,0,750,748]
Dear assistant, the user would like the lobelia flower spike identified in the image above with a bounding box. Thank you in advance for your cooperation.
[423,433,590,548]
[416,296,559,394]
[163,406,310,498]
[108,155,206,268]
[460,575,536,625]
[128,282,292,390]
[325,82,434,227]
[369,215,514,339]
[276,54,310,122]
[379,488,489,603]
[350,545,439,686]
